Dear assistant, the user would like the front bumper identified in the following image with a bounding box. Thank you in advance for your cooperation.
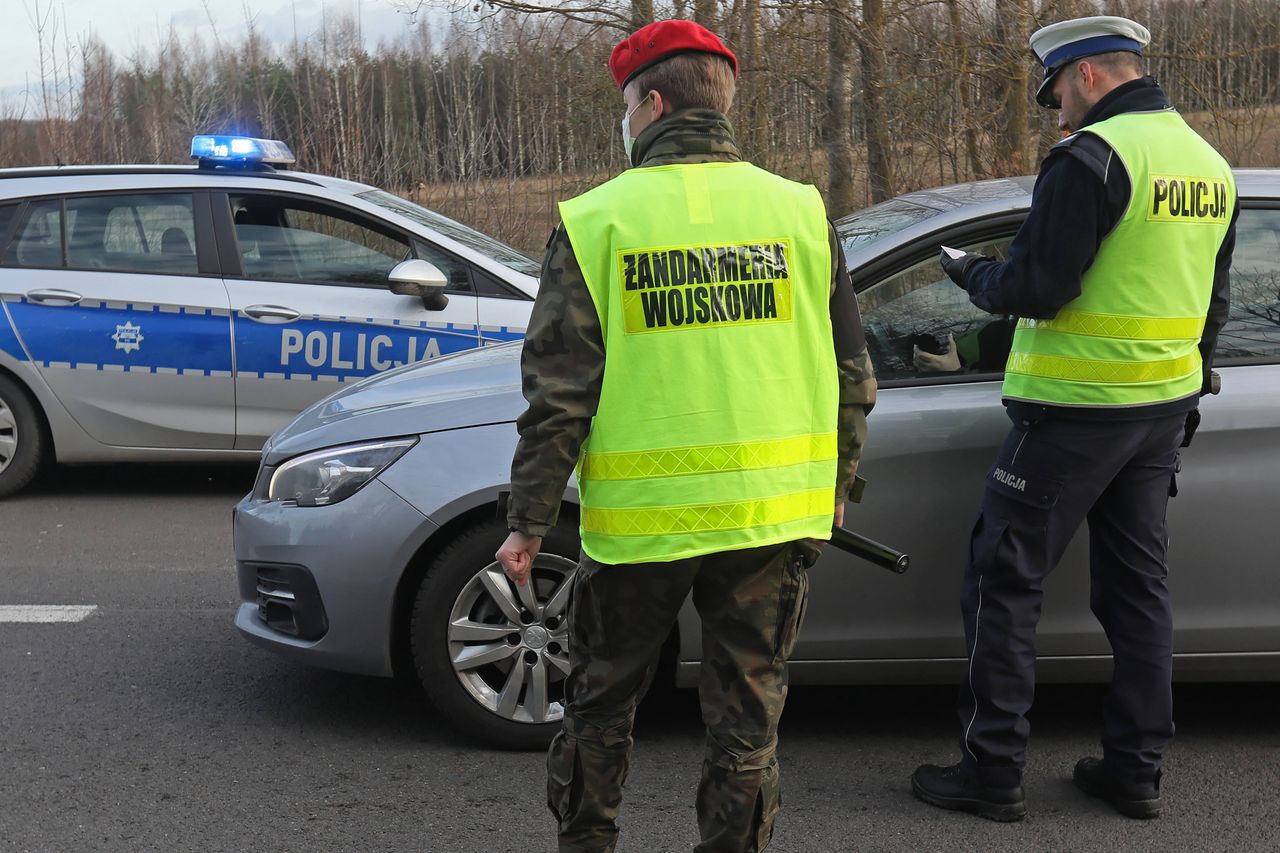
[233,477,438,677]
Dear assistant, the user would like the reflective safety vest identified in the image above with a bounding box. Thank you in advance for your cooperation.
[1003,110,1235,408]
[558,161,838,564]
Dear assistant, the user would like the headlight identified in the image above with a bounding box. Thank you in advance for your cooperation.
[267,438,417,506]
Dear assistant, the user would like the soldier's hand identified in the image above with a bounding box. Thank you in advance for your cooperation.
[834,501,845,529]
[496,531,543,587]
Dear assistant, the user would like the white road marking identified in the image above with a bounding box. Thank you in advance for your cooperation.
[0,605,98,623]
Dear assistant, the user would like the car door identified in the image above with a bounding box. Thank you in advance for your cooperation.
[0,191,235,448]
[791,230,1032,667]
[1166,204,1280,656]
[215,192,483,449]
[470,264,534,346]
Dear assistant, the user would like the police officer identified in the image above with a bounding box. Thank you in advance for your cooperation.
[911,16,1237,822]
[494,19,876,853]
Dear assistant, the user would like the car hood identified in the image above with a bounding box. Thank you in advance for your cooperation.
[262,343,525,465]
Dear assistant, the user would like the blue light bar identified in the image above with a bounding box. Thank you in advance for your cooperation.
[190,135,296,167]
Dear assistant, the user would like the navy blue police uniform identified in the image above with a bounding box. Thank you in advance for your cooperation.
[911,74,1239,821]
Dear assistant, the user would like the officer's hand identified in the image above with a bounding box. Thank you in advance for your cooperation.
[913,334,961,373]
[496,531,543,587]
[834,501,845,529]
[939,248,983,287]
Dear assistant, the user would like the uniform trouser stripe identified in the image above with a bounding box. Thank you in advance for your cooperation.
[957,412,1185,784]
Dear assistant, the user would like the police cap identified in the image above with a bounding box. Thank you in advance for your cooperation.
[609,20,739,91]
[1030,15,1150,109]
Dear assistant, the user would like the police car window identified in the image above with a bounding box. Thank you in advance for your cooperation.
[357,189,541,277]
[1216,207,1280,362]
[64,194,199,276]
[230,194,411,287]
[471,265,525,299]
[414,241,473,294]
[860,235,1016,382]
[0,204,19,250]
[3,200,63,269]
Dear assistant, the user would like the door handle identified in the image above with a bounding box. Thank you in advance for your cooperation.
[26,288,83,306]
[243,304,300,323]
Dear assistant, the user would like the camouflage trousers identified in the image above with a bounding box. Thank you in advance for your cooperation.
[547,540,817,853]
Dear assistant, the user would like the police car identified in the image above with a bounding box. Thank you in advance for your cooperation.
[0,136,537,497]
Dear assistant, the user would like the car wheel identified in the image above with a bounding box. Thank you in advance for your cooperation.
[410,515,580,750]
[0,374,47,499]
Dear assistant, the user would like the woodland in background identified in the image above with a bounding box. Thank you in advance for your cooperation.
[3,0,1279,255]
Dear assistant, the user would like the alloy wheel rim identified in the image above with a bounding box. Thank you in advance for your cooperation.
[447,554,577,725]
[0,396,17,475]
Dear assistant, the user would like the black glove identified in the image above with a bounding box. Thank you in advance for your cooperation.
[1181,408,1200,448]
[939,248,984,287]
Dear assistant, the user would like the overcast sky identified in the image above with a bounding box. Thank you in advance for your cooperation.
[2,0,428,109]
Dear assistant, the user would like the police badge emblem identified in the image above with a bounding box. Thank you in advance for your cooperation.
[112,321,144,354]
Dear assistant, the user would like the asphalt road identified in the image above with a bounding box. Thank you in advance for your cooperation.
[2,464,1278,853]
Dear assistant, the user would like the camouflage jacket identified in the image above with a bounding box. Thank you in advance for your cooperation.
[508,108,877,536]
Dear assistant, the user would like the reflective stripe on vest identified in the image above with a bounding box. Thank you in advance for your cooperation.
[1018,310,1206,341]
[1006,351,1200,384]
[579,432,838,482]
[559,161,837,564]
[581,488,834,538]
[1002,110,1235,408]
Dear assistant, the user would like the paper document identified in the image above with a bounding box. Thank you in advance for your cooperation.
[940,245,967,260]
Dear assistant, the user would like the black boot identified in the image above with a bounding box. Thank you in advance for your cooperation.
[1073,757,1162,819]
[911,763,1026,822]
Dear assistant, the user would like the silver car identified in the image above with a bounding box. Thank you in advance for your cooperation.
[233,170,1280,749]
[0,136,538,497]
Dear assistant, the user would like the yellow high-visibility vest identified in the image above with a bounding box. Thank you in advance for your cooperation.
[1003,109,1235,408]
[559,161,838,564]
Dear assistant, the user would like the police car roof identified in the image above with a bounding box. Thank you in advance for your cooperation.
[0,164,377,196]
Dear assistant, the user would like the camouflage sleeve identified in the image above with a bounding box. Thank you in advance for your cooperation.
[828,223,876,502]
[506,225,605,537]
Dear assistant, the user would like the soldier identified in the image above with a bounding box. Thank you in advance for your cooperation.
[911,16,1237,821]
[494,19,876,853]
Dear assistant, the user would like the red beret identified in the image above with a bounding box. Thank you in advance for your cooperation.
[609,20,739,90]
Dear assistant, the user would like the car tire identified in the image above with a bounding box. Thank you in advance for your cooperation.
[0,373,47,499]
[410,514,581,750]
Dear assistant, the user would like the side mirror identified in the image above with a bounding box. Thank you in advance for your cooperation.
[388,259,450,311]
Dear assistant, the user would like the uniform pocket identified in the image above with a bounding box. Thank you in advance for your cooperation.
[773,550,810,661]
[752,759,782,852]
[546,732,581,824]
[570,556,611,660]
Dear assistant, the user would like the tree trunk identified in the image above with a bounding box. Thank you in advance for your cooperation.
[694,0,718,26]
[825,0,857,213]
[993,0,1032,175]
[859,0,894,202]
[630,0,654,29]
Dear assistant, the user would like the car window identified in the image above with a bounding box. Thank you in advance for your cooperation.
[229,194,411,287]
[859,236,1015,382]
[357,189,542,277]
[3,200,63,269]
[1217,207,1280,362]
[0,203,19,249]
[64,193,199,275]
[414,241,474,295]
[471,265,526,299]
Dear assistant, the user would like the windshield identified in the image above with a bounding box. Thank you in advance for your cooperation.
[358,189,541,277]
[834,197,942,255]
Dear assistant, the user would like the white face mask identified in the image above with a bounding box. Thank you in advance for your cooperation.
[621,93,653,164]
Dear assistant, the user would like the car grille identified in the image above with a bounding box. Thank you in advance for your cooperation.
[240,562,328,641]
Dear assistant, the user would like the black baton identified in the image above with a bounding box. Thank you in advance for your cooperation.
[828,526,910,574]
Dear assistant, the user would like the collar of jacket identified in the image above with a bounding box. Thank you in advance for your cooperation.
[631,108,743,168]
[1079,76,1172,129]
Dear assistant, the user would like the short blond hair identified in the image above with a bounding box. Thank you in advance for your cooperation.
[627,52,736,113]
